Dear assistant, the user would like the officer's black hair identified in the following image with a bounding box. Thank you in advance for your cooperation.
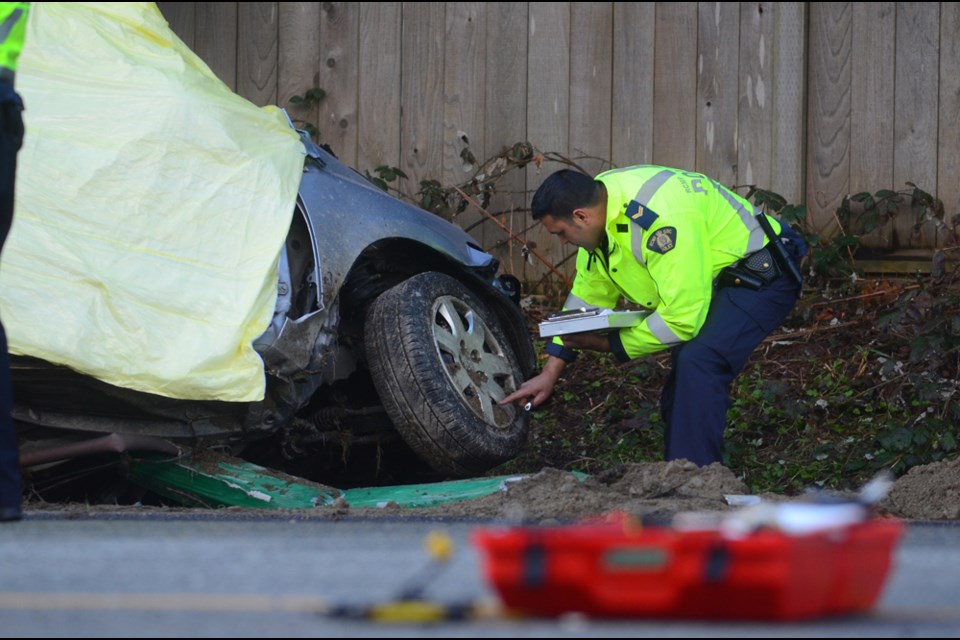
[531,169,602,221]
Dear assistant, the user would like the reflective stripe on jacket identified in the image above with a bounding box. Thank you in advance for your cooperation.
[0,2,29,79]
[556,165,782,361]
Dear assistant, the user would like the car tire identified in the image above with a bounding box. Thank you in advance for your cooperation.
[364,271,529,476]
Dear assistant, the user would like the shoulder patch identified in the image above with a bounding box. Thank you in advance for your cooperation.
[646,226,677,254]
[625,200,659,230]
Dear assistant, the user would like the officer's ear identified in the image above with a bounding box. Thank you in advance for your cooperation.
[571,208,590,226]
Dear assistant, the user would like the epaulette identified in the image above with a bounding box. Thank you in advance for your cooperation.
[625,200,659,230]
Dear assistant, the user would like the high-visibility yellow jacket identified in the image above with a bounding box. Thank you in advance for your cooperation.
[0,2,29,77]
[552,165,783,362]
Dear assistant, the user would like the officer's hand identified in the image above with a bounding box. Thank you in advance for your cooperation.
[500,370,559,411]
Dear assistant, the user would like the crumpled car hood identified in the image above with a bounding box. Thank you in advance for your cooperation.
[1,3,305,402]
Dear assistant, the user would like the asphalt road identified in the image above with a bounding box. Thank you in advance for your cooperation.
[1,511,958,638]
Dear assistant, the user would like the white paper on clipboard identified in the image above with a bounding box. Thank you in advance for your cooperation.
[538,308,648,338]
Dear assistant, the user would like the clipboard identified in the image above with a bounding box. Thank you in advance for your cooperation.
[538,307,648,338]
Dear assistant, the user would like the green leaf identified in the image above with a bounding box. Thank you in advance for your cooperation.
[942,432,958,451]
[751,188,787,213]
[882,428,913,451]
[780,204,807,224]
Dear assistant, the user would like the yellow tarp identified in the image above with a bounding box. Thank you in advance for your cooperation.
[0,3,305,401]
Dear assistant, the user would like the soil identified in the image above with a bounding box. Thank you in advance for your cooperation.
[351,455,960,522]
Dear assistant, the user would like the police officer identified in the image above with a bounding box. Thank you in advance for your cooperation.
[0,2,28,522]
[501,166,806,467]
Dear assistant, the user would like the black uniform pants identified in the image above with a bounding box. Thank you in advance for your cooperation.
[0,79,23,511]
[660,224,807,466]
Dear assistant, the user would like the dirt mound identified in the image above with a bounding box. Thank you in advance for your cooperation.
[344,458,958,523]
[881,456,960,520]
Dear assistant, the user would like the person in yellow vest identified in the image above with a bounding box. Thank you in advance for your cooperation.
[0,2,28,523]
[501,166,806,467]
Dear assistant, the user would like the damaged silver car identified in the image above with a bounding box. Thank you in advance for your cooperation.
[13,129,536,493]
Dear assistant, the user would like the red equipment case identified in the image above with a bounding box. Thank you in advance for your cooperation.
[472,514,904,620]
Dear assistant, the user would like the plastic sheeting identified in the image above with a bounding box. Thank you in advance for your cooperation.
[0,3,305,401]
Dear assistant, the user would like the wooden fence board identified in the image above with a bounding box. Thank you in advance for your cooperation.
[318,2,360,166]
[850,2,894,249]
[442,2,487,241]
[806,2,851,238]
[525,2,570,290]
[893,3,940,248]
[277,4,321,135]
[611,2,654,168]
[697,1,740,188]
[357,2,401,173]
[940,2,960,228]
[195,3,237,90]
[653,2,698,170]
[482,2,529,267]
[770,2,806,205]
[236,2,278,107]
[737,2,772,192]
[400,3,446,192]
[569,2,613,178]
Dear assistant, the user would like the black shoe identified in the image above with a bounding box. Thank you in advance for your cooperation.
[0,506,22,522]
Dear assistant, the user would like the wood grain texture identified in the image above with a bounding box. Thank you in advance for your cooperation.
[357,2,401,172]
[319,2,360,165]
[482,2,529,266]
[697,1,740,187]
[851,2,894,249]
[806,2,851,238]
[400,3,446,190]
[939,2,960,235]
[653,2,698,170]
[569,2,613,177]
[893,3,939,248]
[195,3,238,90]
[737,2,771,191]
[442,3,486,193]
[611,2,654,168]
[525,2,570,289]
[442,2,487,247]
[278,3,322,135]
[770,2,806,205]
[237,2,278,106]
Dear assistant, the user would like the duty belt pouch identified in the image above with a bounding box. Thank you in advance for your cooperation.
[717,246,781,290]
[743,246,781,283]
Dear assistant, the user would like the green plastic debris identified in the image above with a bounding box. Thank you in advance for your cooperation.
[125,453,530,510]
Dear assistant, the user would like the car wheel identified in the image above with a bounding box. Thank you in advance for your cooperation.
[364,271,528,476]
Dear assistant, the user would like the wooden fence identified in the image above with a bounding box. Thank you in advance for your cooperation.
[156,2,960,286]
